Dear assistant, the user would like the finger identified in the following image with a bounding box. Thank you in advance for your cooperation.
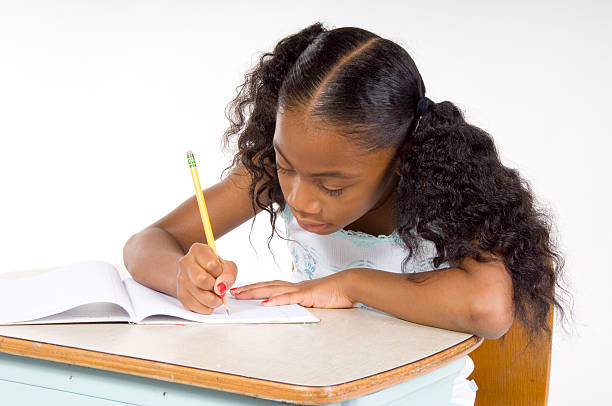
[189,243,224,278]
[262,291,305,307]
[176,260,213,294]
[186,283,223,309]
[179,287,214,315]
[230,280,292,296]
[235,285,297,300]
[214,259,238,297]
[182,260,216,291]
[179,246,217,291]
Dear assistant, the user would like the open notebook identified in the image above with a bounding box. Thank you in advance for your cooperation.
[0,261,319,325]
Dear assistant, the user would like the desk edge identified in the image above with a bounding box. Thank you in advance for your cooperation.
[0,334,482,405]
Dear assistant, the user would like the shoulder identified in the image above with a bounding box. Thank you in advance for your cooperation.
[223,164,277,209]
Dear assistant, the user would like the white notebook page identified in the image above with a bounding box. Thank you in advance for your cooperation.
[14,303,132,324]
[0,261,319,325]
[0,261,134,324]
[124,278,319,324]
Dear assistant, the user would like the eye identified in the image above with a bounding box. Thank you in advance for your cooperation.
[275,164,293,175]
[276,163,344,197]
[321,186,344,197]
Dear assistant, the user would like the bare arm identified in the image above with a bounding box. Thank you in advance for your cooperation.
[235,254,514,339]
[343,256,514,338]
[123,165,261,297]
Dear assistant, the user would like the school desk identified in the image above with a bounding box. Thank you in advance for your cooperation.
[0,266,482,405]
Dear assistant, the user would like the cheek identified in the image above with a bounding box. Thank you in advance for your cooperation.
[340,181,387,215]
[327,194,370,221]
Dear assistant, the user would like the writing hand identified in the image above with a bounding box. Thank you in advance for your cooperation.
[176,243,237,314]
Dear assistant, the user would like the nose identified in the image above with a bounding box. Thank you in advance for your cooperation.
[284,176,321,215]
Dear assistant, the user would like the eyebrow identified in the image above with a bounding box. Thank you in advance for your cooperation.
[273,142,359,179]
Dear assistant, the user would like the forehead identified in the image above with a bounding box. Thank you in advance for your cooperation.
[273,110,394,176]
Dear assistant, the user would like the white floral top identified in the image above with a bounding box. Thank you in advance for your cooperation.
[280,206,448,281]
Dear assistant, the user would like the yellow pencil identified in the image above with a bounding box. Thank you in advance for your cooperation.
[186,150,229,316]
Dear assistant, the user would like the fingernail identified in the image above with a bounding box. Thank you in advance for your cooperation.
[217,282,227,295]
[230,288,241,296]
[216,292,226,299]
[261,299,269,304]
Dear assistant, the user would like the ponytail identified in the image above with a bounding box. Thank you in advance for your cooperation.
[394,100,565,337]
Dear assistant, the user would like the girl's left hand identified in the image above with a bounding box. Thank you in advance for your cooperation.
[229,272,354,308]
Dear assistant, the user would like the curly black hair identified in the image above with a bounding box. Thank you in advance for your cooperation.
[222,22,568,338]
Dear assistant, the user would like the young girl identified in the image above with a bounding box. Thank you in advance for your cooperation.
[123,22,565,405]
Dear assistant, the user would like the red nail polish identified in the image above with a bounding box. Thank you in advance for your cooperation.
[217,282,227,295]
[261,299,269,304]
[216,292,226,299]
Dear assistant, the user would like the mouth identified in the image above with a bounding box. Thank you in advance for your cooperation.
[295,217,329,233]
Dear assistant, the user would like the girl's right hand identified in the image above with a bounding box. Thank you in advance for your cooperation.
[175,243,237,315]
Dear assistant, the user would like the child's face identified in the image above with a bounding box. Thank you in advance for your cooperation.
[273,109,398,235]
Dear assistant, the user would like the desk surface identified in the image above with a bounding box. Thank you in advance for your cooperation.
[0,267,482,404]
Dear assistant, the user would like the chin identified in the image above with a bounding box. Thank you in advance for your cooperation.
[316,227,339,236]
[298,222,339,235]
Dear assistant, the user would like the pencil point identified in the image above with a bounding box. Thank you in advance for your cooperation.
[226,308,230,317]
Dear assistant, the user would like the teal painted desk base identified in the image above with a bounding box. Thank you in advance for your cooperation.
[0,353,465,405]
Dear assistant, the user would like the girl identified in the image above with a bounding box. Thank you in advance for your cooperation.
[123,22,565,405]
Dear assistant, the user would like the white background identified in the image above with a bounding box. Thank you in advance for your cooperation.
[1,1,610,403]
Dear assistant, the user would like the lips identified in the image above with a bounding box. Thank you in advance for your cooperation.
[297,218,325,227]
[295,217,328,232]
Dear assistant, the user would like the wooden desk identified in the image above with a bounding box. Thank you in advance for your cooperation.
[0,269,482,405]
